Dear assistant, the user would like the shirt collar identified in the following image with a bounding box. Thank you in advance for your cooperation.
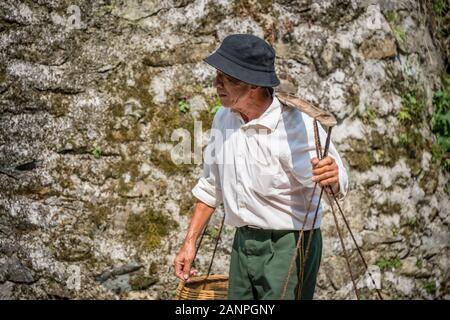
[231,96,282,133]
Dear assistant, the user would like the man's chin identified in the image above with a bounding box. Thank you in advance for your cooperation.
[220,99,239,111]
[219,99,231,108]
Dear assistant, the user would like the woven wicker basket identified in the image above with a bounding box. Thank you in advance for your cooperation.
[176,274,228,300]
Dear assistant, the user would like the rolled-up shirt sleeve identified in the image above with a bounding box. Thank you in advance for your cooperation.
[286,113,349,204]
[191,113,223,208]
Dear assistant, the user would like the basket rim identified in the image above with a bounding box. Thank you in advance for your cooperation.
[177,274,228,293]
[180,274,228,284]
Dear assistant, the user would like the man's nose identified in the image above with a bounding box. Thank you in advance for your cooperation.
[213,75,223,88]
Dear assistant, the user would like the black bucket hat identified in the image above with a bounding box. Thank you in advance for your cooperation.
[204,34,280,87]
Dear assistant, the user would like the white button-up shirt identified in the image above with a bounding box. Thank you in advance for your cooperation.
[192,96,348,230]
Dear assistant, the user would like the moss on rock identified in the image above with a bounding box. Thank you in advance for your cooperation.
[377,200,402,214]
[129,274,158,290]
[125,210,178,251]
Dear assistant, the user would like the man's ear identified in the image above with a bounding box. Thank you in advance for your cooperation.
[248,85,260,96]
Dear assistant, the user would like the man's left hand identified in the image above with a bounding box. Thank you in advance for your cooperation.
[311,156,340,194]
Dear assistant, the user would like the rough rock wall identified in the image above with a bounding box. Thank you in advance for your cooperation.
[0,0,448,299]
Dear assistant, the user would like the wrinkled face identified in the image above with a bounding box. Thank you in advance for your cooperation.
[213,70,251,111]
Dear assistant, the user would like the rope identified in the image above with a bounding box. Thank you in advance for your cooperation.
[326,188,384,300]
[281,116,382,300]
[298,123,360,300]
[280,119,326,299]
[296,122,330,299]
[280,182,318,298]
[325,190,360,299]
[202,214,226,289]
[180,213,225,291]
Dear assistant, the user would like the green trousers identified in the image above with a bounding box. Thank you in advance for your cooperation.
[228,226,322,300]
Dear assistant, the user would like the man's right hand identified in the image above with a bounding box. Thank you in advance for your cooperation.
[173,199,215,282]
[174,242,198,282]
